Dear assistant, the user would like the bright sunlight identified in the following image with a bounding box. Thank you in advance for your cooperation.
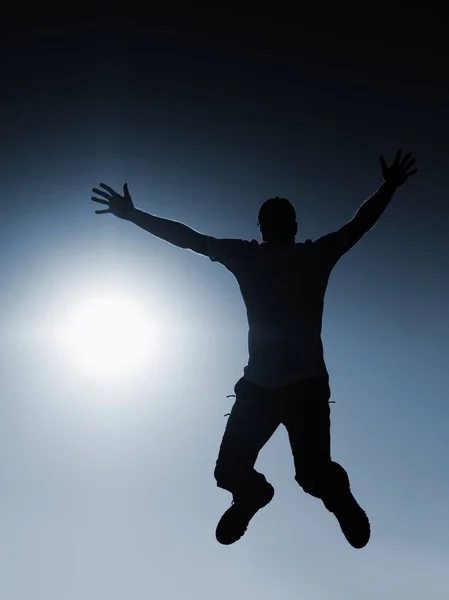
[38,268,175,389]
[63,290,156,380]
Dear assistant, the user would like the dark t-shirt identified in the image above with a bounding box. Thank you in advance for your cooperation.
[204,233,349,388]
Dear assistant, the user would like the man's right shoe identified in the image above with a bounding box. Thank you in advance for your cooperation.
[215,483,275,545]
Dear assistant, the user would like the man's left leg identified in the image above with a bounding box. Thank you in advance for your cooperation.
[282,376,371,549]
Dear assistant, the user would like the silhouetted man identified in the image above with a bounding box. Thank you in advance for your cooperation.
[92,150,417,549]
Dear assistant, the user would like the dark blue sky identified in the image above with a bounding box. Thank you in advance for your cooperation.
[1,12,448,599]
[2,13,449,279]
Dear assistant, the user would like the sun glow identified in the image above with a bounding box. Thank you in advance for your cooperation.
[64,292,154,376]
[46,278,173,387]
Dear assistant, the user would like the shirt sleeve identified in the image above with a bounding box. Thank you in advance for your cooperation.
[312,231,351,268]
[204,236,253,268]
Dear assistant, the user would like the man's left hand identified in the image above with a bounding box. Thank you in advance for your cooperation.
[380,149,418,187]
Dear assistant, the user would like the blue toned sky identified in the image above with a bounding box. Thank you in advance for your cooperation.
[1,12,448,599]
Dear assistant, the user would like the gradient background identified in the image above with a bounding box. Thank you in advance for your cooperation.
[1,12,448,599]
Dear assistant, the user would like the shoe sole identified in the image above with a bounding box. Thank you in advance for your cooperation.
[216,485,275,545]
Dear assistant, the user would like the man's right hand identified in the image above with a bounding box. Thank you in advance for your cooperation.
[91,183,135,220]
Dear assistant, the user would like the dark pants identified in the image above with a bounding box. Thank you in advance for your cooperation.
[214,375,351,511]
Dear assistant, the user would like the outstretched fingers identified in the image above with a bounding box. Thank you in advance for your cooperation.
[400,151,411,163]
[99,182,117,195]
[91,195,109,206]
[400,153,418,177]
[92,187,112,200]
[403,157,416,171]
[379,155,387,170]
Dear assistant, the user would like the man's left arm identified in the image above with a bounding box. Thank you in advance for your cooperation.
[335,149,418,253]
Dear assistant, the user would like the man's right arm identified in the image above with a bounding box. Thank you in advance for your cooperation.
[128,208,208,255]
[91,183,209,256]
[91,183,248,263]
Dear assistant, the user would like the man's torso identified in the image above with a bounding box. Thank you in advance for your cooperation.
[228,240,337,388]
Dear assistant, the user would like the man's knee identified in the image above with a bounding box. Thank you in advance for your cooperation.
[214,459,243,491]
[295,461,350,498]
[295,472,324,498]
[214,462,229,488]
[214,460,269,496]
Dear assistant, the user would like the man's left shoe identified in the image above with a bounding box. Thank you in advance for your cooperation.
[327,491,371,549]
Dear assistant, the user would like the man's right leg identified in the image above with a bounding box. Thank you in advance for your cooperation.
[214,377,280,545]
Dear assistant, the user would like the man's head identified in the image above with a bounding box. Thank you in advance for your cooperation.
[257,197,298,243]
